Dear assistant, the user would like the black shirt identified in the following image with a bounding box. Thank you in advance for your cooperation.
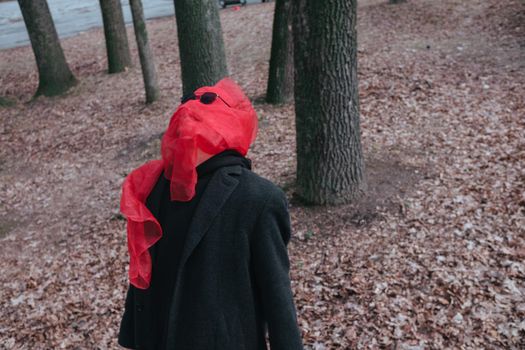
[144,149,252,349]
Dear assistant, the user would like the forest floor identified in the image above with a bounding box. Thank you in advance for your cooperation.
[0,0,524,348]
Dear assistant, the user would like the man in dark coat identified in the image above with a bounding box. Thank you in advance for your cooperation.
[117,78,303,349]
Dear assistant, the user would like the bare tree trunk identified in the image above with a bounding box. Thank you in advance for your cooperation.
[129,0,160,103]
[18,0,77,97]
[266,0,293,104]
[292,0,366,205]
[174,0,228,95]
[99,0,132,73]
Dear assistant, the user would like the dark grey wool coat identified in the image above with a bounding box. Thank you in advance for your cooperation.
[118,163,304,350]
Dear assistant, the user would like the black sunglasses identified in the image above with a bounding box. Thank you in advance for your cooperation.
[181,91,231,107]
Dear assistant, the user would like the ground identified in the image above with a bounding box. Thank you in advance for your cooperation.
[0,0,524,348]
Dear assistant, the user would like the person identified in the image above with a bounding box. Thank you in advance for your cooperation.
[117,78,304,350]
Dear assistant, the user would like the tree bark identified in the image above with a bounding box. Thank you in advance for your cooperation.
[18,0,77,97]
[129,0,160,103]
[292,0,366,205]
[174,0,228,96]
[266,0,293,104]
[99,0,132,73]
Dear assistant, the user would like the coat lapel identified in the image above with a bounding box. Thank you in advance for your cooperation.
[177,164,242,272]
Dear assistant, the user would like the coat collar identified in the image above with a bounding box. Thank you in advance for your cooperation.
[123,161,244,290]
[177,164,242,273]
[163,164,243,346]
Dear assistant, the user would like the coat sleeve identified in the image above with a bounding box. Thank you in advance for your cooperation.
[251,189,304,350]
[118,284,136,349]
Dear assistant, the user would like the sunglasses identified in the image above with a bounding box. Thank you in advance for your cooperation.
[181,91,231,107]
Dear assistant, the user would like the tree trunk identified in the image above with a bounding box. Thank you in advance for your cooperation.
[18,0,77,97]
[292,0,366,205]
[99,0,132,73]
[129,0,160,103]
[266,0,293,104]
[174,0,228,96]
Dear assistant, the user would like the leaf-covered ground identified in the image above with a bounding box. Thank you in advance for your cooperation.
[0,0,523,348]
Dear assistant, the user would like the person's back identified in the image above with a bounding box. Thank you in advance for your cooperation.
[117,78,303,349]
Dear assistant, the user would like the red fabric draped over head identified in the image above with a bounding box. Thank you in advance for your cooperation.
[120,78,258,289]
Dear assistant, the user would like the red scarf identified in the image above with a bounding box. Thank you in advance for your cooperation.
[120,78,258,289]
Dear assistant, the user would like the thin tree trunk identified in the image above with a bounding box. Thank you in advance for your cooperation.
[292,0,366,205]
[174,0,228,95]
[266,0,293,104]
[18,0,77,97]
[129,0,160,103]
[99,0,132,74]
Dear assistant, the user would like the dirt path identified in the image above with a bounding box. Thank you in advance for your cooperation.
[0,0,523,348]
